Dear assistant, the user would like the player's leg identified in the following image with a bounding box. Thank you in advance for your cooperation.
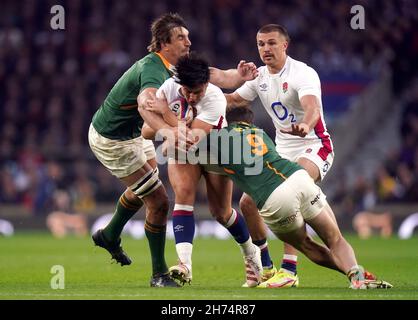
[257,170,340,288]
[168,162,202,284]
[205,172,262,287]
[271,154,336,277]
[296,154,337,223]
[305,204,357,273]
[88,128,145,242]
[277,157,323,276]
[101,188,143,243]
[88,129,143,266]
[264,170,390,289]
[89,131,177,286]
[260,208,359,287]
[121,159,181,287]
[103,154,157,242]
[239,193,277,280]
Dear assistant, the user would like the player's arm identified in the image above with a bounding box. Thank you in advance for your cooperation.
[280,95,321,137]
[141,123,156,140]
[189,118,214,143]
[209,60,258,89]
[138,88,183,130]
[142,96,190,140]
[145,90,179,127]
[140,90,172,140]
[224,92,251,109]
[138,88,193,145]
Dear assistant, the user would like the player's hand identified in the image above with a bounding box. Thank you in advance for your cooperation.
[280,123,310,137]
[146,97,170,115]
[169,124,195,149]
[237,60,258,81]
[183,115,194,127]
[163,125,196,159]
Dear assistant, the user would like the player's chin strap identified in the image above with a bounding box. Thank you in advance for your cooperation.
[129,167,162,199]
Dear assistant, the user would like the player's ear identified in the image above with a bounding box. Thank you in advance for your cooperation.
[160,41,169,52]
[283,41,288,51]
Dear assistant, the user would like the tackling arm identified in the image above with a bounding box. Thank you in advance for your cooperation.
[137,88,173,132]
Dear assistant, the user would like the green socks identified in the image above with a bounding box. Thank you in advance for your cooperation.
[102,193,143,242]
[145,220,168,275]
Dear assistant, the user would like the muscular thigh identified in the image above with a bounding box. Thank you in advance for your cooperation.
[168,163,202,205]
[204,173,233,218]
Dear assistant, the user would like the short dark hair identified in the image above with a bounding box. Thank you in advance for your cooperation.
[226,107,254,124]
[147,13,188,52]
[258,24,290,43]
[175,53,210,88]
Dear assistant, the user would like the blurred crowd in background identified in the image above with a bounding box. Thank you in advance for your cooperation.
[0,0,417,219]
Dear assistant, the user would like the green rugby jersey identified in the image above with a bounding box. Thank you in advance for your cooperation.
[92,53,172,140]
[212,122,302,209]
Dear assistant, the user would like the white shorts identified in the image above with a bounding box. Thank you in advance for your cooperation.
[276,142,334,181]
[259,170,327,235]
[88,124,156,179]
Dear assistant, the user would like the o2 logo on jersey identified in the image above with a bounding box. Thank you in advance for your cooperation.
[271,101,296,123]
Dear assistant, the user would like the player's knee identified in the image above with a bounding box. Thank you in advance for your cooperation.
[239,194,256,216]
[147,189,169,218]
[153,201,169,218]
[124,188,143,204]
[211,208,230,224]
[173,184,195,203]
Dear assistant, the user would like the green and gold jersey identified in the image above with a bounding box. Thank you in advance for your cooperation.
[92,53,172,140]
[212,122,302,209]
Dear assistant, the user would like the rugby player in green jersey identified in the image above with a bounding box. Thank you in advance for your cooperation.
[88,13,258,287]
[207,107,392,289]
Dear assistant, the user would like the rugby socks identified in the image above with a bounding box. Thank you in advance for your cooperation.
[172,204,195,244]
[253,239,273,268]
[172,204,195,270]
[281,254,298,275]
[224,209,254,256]
[145,220,169,275]
[102,192,142,243]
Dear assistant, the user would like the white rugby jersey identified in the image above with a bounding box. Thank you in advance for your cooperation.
[236,56,333,160]
[157,77,226,129]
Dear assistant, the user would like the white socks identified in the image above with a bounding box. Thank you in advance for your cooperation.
[176,242,193,270]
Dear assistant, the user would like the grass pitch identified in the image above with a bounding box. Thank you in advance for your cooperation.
[0,233,417,300]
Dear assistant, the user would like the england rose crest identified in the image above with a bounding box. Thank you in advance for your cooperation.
[283,82,288,93]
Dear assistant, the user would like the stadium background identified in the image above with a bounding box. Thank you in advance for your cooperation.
[0,0,417,238]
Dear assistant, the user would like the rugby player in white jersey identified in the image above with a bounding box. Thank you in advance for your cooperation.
[142,54,262,287]
[226,24,377,287]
